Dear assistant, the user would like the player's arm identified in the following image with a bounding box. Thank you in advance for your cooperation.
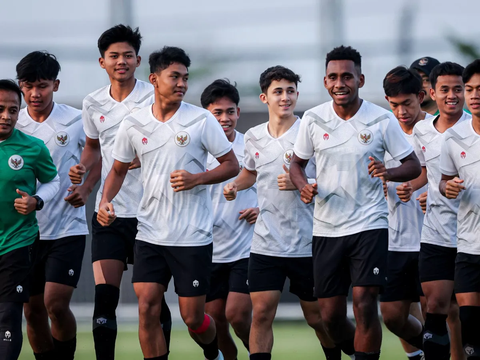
[369,151,421,183]
[69,136,101,184]
[395,166,428,203]
[439,173,465,199]
[290,154,317,204]
[65,159,101,208]
[224,167,257,201]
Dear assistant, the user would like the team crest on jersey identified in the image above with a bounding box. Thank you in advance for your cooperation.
[99,115,105,123]
[323,133,329,140]
[418,58,429,66]
[55,131,69,146]
[8,155,24,170]
[175,131,190,147]
[461,151,466,159]
[358,130,373,145]
[142,137,148,145]
[283,149,294,165]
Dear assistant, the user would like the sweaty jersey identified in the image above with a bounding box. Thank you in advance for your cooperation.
[16,104,89,240]
[294,100,413,238]
[207,131,257,263]
[413,112,470,248]
[83,80,153,217]
[0,129,58,255]
[440,118,480,255]
[244,119,315,257]
[112,102,232,246]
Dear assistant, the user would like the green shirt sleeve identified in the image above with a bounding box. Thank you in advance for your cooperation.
[35,142,58,183]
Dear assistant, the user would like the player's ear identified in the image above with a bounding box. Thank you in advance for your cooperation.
[99,57,105,69]
[259,93,268,104]
[53,80,60,92]
[430,87,436,101]
[358,74,365,89]
[323,76,328,89]
[418,91,425,104]
[149,73,157,87]
[236,106,241,117]
[136,55,141,67]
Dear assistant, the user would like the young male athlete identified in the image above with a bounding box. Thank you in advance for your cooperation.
[201,79,257,360]
[68,25,171,360]
[0,79,60,360]
[439,59,480,359]
[410,57,441,116]
[97,46,239,360]
[15,51,97,360]
[413,62,469,360]
[380,66,429,360]
[290,46,422,360]
[224,66,347,360]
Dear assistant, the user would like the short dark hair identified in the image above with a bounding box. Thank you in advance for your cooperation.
[462,59,480,84]
[0,79,22,104]
[383,66,423,97]
[16,51,61,83]
[259,66,301,94]
[200,79,240,108]
[97,24,142,57]
[429,61,464,89]
[149,46,191,74]
[326,45,362,72]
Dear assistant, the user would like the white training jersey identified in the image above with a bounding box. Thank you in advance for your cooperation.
[112,102,232,246]
[244,118,315,257]
[440,118,480,255]
[83,80,154,217]
[413,112,470,248]
[207,131,257,263]
[294,100,413,238]
[16,103,89,240]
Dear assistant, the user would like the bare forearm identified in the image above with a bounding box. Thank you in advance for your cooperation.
[290,161,308,191]
[411,167,428,191]
[100,165,128,203]
[197,159,239,186]
[386,158,421,183]
[80,144,101,172]
[82,159,101,192]
[439,180,447,197]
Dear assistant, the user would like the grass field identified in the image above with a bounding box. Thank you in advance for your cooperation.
[18,321,408,360]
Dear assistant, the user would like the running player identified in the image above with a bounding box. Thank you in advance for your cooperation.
[224,66,346,360]
[0,79,60,360]
[201,79,257,360]
[68,25,171,360]
[439,59,480,359]
[290,46,422,360]
[410,57,441,116]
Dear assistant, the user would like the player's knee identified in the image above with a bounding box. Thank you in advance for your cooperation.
[382,312,405,333]
[183,312,206,329]
[227,311,250,332]
[252,304,275,327]
[426,297,450,314]
[45,296,70,322]
[354,298,378,324]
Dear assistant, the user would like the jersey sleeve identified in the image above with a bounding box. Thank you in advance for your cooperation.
[294,115,315,160]
[413,127,426,166]
[112,120,136,163]
[82,100,99,140]
[202,113,232,158]
[440,136,458,176]
[243,131,256,171]
[35,143,58,184]
[383,116,414,161]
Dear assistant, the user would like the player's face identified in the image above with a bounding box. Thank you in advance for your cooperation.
[260,79,298,118]
[386,92,424,128]
[0,90,20,140]
[206,96,240,141]
[465,73,480,118]
[324,60,364,107]
[416,70,434,105]
[430,75,464,117]
[99,42,140,82]
[20,79,58,114]
[150,62,189,103]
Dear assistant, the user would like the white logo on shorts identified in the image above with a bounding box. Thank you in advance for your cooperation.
[465,346,475,356]
[193,280,199,287]
[373,267,379,275]
[246,279,249,286]
[96,317,107,325]
[68,269,74,276]
[4,331,11,340]
[424,332,433,340]
[8,155,24,170]
[16,285,23,293]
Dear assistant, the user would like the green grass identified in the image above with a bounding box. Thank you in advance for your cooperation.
[19,322,407,360]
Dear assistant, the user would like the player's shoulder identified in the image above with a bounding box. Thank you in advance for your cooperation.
[356,100,395,125]
[12,128,46,150]
[17,108,30,126]
[176,102,212,127]
[413,115,435,135]
[123,105,152,127]
[302,101,334,123]
[235,131,245,143]
[50,103,82,126]
[445,116,473,141]
[83,84,110,108]
[128,80,154,102]
[245,121,267,141]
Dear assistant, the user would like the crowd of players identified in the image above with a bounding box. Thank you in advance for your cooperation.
[0,24,479,360]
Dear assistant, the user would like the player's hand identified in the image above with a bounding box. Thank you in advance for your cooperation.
[368,156,388,181]
[383,181,388,199]
[64,185,90,208]
[445,177,465,199]
[300,183,318,204]
[170,170,199,192]
[277,165,296,190]
[128,156,141,170]
[14,189,37,215]
[224,182,238,201]
[69,163,86,184]
[239,207,259,224]
[97,202,116,226]
[416,191,428,213]
[396,181,413,202]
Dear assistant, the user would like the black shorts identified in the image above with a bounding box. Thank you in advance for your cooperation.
[419,243,457,283]
[312,229,388,298]
[455,252,480,294]
[132,240,213,297]
[380,251,423,302]
[206,258,249,303]
[0,242,36,303]
[30,235,86,296]
[91,213,137,268]
[248,253,316,302]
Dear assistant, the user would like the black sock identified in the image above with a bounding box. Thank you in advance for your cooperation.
[354,351,381,360]
[407,353,424,360]
[160,296,172,352]
[405,326,424,350]
[459,306,480,359]
[53,336,76,360]
[423,313,449,360]
[322,344,342,360]
[33,350,57,360]
[93,284,120,360]
[194,334,219,360]
[340,337,355,356]
[144,355,168,360]
[250,354,271,360]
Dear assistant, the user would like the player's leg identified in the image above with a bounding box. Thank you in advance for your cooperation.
[398,302,425,360]
[448,300,465,360]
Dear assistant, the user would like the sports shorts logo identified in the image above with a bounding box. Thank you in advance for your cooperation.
[175,131,190,147]
[68,269,74,276]
[424,332,433,340]
[55,131,69,147]
[16,285,23,293]
[465,346,475,356]
[373,267,379,275]
[461,151,466,159]
[283,149,294,165]
[323,133,329,140]
[9,155,24,170]
[96,317,107,325]
[193,280,199,287]
[4,331,11,341]
[358,130,373,145]
[100,115,105,123]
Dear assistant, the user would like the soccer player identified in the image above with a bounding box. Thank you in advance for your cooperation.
[439,59,480,359]
[97,46,239,360]
[290,46,422,360]
[410,57,441,116]
[413,61,469,360]
[224,66,345,360]
[201,79,257,360]
[68,25,171,360]
[380,66,429,360]
[0,79,60,360]
[15,51,97,360]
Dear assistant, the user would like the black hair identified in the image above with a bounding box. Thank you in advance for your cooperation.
[0,79,22,104]
[259,66,301,94]
[383,66,423,97]
[462,59,480,84]
[97,24,142,57]
[429,61,464,89]
[16,51,61,83]
[200,79,240,108]
[149,46,191,74]
[326,45,362,72]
